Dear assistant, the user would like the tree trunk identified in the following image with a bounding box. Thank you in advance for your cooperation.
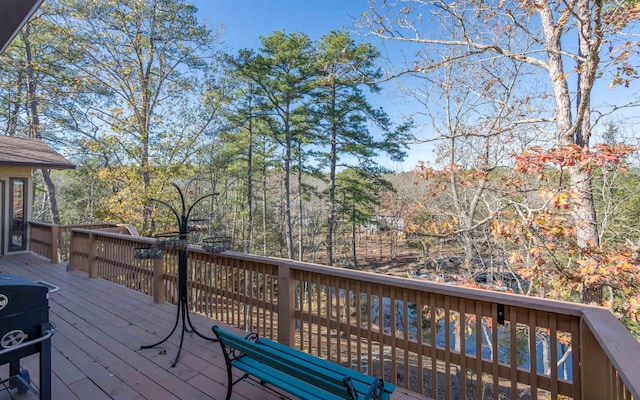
[5,72,21,135]
[326,84,337,266]
[245,113,254,254]
[283,104,295,259]
[298,142,304,261]
[23,27,63,225]
[540,0,602,304]
[572,167,603,303]
[351,206,358,268]
[136,12,155,236]
[262,154,268,255]
[542,331,551,376]
[41,170,61,224]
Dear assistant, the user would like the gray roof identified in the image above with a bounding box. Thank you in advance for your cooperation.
[0,136,75,169]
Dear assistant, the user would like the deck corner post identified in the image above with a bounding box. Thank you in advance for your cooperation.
[152,256,165,304]
[580,316,609,400]
[277,264,295,347]
[88,233,98,278]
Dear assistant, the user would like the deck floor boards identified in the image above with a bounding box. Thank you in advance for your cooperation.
[0,253,428,400]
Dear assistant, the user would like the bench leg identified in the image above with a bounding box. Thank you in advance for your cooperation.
[226,383,232,400]
[225,366,233,400]
[226,373,250,400]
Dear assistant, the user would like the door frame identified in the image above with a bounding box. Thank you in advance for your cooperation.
[0,180,4,256]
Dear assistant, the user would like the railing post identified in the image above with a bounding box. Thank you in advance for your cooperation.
[277,264,295,347]
[580,317,609,400]
[50,225,59,264]
[66,230,75,271]
[88,233,98,278]
[153,257,165,304]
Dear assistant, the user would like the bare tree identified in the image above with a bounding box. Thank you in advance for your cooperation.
[362,0,640,303]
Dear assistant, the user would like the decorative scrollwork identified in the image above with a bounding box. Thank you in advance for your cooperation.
[226,332,259,361]
[243,332,259,342]
[228,346,244,361]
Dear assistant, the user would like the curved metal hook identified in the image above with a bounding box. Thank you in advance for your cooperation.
[151,198,181,225]
[170,181,188,217]
[185,192,218,222]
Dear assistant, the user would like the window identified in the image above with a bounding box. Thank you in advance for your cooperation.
[9,178,26,251]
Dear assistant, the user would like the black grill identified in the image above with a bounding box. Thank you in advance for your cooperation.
[0,274,52,400]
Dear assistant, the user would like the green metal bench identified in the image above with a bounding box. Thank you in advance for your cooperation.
[212,326,395,400]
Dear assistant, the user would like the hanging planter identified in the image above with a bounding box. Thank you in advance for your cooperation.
[202,236,232,254]
[154,232,188,251]
[188,218,209,233]
[134,244,164,259]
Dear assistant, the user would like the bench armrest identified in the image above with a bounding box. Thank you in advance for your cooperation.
[364,378,385,400]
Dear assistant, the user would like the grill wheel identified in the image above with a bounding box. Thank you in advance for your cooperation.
[1,330,27,348]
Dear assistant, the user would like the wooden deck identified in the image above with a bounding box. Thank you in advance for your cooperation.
[0,253,428,400]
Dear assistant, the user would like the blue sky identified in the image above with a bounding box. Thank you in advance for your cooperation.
[192,0,368,49]
[188,2,640,171]
[190,0,431,172]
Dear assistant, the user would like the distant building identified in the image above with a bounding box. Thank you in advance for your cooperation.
[366,214,405,235]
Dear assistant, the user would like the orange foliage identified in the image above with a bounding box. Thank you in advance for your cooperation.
[513,144,634,175]
[499,145,640,320]
[412,145,640,321]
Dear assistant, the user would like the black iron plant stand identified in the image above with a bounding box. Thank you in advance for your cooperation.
[140,181,218,367]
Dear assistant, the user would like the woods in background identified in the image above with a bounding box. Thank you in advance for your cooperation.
[1,0,639,332]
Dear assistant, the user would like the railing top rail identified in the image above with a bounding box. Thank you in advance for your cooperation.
[196,250,601,318]
[70,227,154,244]
[582,308,640,398]
[29,221,56,227]
[30,221,121,229]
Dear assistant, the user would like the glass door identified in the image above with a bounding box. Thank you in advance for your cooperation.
[9,178,26,251]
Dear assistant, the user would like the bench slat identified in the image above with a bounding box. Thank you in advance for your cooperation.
[258,336,394,395]
[234,356,346,400]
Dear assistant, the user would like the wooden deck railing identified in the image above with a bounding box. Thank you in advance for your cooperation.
[29,221,138,263]
[60,227,640,400]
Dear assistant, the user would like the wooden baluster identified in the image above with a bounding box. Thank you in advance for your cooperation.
[509,306,518,400]
[490,305,498,400]
[88,233,97,278]
[152,256,164,304]
[51,224,59,263]
[277,264,294,347]
[460,299,467,399]
[416,291,424,394]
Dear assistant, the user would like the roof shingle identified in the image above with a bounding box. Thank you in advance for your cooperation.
[0,136,75,169]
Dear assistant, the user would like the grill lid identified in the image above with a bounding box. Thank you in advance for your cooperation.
[0,274,49,316]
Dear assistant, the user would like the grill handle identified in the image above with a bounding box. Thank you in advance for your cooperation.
[0,329,54,356]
